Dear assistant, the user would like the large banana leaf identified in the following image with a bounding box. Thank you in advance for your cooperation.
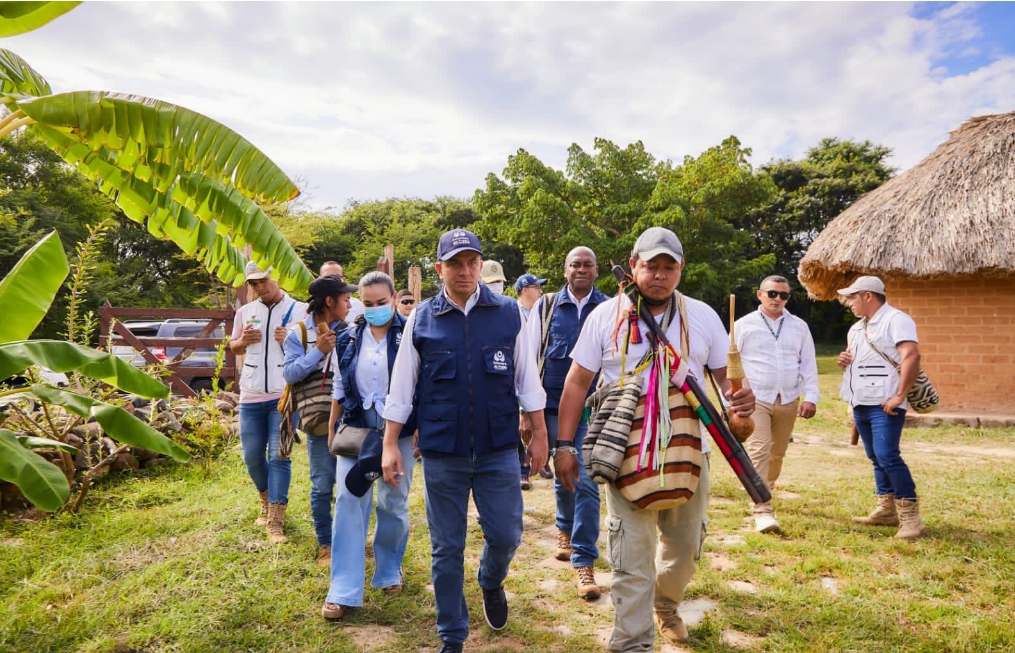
[30,385,190,462]
[16,92,314,291]
[0,340,169,399]
[0,428,69,512]
[0,2,80,38]
[0,48,51,95]
[0,230,68,342]
[15,433,78,454]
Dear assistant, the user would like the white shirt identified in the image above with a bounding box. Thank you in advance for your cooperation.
[331,326,389,415]
[840,302,919,408]
[383,285,547,425]
[347,297,365,324]
[570,293,728,453]
[734,308,820,405]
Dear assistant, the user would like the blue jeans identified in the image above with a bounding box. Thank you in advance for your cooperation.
[546,411,600,568]
[307,432,337,546]
[239,400,290,504]
[853,405,916,499]
[327,433,414,606]
[422,448,523,644]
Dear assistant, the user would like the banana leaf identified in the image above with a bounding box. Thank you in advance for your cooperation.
[0,230,68,342]
[30,385,189,462]
[0,428,69,511]
[0,2,80,38]
[16,434,78,454]
[0,340,169,399]
[0,47,51,95]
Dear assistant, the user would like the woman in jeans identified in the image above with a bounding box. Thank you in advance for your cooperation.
[322,271,416,621]
[282,274,358,564]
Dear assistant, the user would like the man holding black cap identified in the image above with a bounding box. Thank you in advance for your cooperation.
[382,228,548,653]
[554,227,754,650]
[837,275,925,540]
[514,273,547,319]
[526,245,608,600]
[230,262,307,544]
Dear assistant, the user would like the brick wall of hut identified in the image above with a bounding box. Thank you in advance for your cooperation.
[886,276,1015,414]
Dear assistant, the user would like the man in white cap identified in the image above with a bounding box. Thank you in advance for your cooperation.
[554,227,755,650]
[836,275,925,540]
[229,262,307,544]
[480,259,507,295]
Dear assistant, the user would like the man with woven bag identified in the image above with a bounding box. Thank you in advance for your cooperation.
[554,227,755,651]
[837,276,926,540]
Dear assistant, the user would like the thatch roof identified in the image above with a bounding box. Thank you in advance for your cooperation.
[799,112,1015,300]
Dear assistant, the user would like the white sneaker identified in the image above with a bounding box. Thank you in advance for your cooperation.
[755,514,781,533]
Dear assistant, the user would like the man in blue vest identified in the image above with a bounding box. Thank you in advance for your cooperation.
[381,229,549,653]
[526,246,608,600]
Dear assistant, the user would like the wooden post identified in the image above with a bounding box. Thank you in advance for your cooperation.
[408,266,422,301]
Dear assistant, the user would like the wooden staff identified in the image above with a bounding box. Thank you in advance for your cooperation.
[726,294,755,442]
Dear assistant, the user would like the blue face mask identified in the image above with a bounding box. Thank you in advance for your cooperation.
[363,303,394,326]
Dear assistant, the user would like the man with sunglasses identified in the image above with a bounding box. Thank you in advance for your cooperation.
[734,275,819,533]
[396,290,417,317]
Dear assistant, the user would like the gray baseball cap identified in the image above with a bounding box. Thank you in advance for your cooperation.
[632,227,683,263]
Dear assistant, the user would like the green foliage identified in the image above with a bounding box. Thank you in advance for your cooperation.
[474,137,775,301]
[0,1,80,38]
[0,427,69,511]
[0,230,67,342]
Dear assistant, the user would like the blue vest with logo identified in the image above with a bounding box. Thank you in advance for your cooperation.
[542,284,609,412]
[413,285,522,457]
[334,313,416,436]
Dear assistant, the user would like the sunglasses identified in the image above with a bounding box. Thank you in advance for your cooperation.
[764,290,791,300]
[400,299,416,305]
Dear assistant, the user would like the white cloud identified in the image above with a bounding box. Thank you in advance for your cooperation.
[6,2,1015,209]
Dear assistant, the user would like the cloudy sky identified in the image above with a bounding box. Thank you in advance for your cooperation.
[6,2,1015,211]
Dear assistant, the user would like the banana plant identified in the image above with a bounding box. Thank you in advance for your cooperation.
[0,4,314,293]
[1,230,188,511]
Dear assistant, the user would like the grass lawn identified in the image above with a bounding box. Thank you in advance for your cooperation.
[2,356,1014,653]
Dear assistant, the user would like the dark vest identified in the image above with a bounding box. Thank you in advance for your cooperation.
[335,314,416,436]
[542,285,609,412]
[413,285,522,457]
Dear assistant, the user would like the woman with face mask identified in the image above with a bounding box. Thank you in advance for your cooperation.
[321,271,418,621]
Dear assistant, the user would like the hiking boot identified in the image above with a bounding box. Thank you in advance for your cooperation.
[654,608,689,644]
[321,602,347,621]
[754,514,781,534]
[266,502,288,544]
[482,585,508,630]
[316,545,332,566]
[254,489,269,527]
[894,497,926,540]
[574,566,600,600]
[437,642,463,653]
[554,530,574,561]
[852,493,899,526]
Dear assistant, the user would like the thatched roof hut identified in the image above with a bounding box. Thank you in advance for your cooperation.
[799,112,1015,417]
[800,112,1015,299]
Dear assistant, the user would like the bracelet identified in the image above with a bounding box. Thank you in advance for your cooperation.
[552,446,579,458]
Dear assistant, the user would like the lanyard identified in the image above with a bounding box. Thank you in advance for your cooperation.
[760,312,784,341]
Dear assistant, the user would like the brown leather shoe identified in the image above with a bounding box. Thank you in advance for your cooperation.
[321,602,347,621]
[574,566,600,601]
[655,608,689,644]
[316,546,332,566]
[554,530,574,561]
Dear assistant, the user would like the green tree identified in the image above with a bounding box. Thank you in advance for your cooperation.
[474,137,775,302]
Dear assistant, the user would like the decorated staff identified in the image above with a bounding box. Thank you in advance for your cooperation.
[726,294,755,441]
[611,266,770,505]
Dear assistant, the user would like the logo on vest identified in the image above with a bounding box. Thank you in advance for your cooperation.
[493,349,507,371]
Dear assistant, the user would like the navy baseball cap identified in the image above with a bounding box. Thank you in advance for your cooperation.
[345,430,384,498]
[437,229,483,261]
[514,273,547,293]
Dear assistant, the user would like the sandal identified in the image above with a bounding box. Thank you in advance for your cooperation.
[321,602,347,621]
